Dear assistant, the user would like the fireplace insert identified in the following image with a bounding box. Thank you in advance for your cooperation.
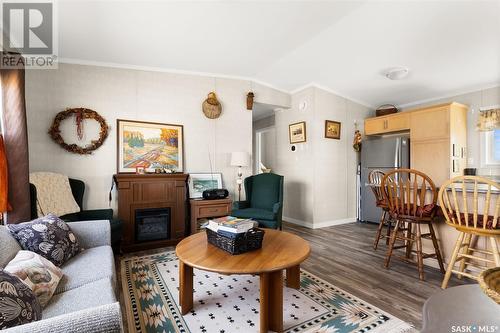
[135,207,171,242]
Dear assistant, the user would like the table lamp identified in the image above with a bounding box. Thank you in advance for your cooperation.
[230,152,250,201]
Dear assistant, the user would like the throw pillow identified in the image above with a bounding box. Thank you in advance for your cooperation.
[4,250,63,307]
[0,270,42,329]
[7,214,81,267]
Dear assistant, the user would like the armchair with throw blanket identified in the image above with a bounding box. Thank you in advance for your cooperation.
[30,176,122,253]
[231,173,284,229]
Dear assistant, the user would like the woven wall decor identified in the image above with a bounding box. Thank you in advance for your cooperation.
[202,92,222,119]
[48,108,109,155]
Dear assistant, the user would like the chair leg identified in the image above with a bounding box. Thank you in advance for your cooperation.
[373,210,387,250]
[490,236,500,266]
[405,222,413,259]
[428,223,445,274]
[441,232,465,289]
[457,233,472,279]
[415,224,425,281]
[385,216,392,245]
[384,220,400,268]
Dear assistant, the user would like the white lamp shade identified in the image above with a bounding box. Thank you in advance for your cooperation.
[230,151,250,167]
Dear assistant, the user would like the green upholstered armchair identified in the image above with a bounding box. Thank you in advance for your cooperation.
[232,173,284,229]
[30,178,123,253]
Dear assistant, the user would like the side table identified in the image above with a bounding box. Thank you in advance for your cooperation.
[189,198,232,234]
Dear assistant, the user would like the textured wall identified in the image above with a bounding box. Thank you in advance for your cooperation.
[274,86,371,227]
[25,63,289,210]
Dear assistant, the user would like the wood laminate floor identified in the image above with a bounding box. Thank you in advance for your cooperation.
[116,221,471,331]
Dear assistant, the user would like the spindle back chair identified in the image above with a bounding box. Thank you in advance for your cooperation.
[381,169,444,280]
[438,176,500,288]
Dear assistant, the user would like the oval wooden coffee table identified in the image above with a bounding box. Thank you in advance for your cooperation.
[176,229,310,333]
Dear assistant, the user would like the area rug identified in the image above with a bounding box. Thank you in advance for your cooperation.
[121,251,413,333]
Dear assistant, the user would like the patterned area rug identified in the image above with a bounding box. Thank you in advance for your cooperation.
[121,251,413,333]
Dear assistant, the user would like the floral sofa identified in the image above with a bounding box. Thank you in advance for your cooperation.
[0,220,123,333]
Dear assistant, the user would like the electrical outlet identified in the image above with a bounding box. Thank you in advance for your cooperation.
[468,157,474,165]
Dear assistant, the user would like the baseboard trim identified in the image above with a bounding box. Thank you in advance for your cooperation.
[283,216,357,229]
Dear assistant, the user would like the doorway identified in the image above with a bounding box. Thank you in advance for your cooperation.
[252,102,278,174]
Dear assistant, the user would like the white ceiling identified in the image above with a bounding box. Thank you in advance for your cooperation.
[57,1,500,107]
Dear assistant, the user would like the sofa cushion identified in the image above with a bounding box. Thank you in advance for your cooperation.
[7,214,82,267]
[4,250,63,307]
[231,208,276,221]
[56,245,115,295]
[0,270,42,329]
[43,278,116,319]
[0,226,21,269]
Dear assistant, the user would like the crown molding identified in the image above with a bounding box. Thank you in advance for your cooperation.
[57,57,290,95]
[398,83,500,109]
[290,82,375,108]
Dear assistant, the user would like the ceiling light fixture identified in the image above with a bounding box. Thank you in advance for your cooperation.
[385,67,410,80]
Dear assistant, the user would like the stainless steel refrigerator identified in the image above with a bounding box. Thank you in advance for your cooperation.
[360,135,410,223]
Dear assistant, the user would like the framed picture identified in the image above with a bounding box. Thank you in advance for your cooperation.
[135,166,146,174]
[289,121,306,144]
[325,120,341,140]
[117,119,184,173]
[188,173,223,199]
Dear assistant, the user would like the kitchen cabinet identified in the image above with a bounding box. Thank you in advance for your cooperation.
[364,112,410,135]
[364,102,468,186]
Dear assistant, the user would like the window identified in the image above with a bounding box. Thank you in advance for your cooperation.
[481,129,500,166]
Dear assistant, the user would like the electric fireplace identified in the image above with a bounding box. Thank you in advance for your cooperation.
[135,207,171,242]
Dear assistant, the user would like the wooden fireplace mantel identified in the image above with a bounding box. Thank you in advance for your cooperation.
[114,173,189,252]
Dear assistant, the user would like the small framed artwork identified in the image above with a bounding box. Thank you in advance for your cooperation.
[188,173,223,199]
[289,121,306,144]
[135,166,146,174]
[117,119,184,173]
[325,120,341,140]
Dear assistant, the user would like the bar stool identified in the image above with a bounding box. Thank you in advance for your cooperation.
[439,176,500,289]
[382,168,445,280]
[369,170,392,250]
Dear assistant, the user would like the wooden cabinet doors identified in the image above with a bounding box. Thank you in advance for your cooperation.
[364,113,410,135]
[410,106,450,140]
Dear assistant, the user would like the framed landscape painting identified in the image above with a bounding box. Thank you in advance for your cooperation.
[117,119,184,173]
[188,173,223,198]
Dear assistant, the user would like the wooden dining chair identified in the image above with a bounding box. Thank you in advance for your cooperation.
[439,176,500,289]
[381,169,445,280]
[369,170,392,250]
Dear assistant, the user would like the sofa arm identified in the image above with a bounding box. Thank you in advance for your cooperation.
[233,201,250,210]
[68,220,111,248]
[3,302,122,333]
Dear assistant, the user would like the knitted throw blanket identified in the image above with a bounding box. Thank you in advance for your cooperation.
[29,172,80,217]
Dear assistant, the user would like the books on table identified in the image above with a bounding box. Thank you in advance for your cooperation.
[203,216,257,235]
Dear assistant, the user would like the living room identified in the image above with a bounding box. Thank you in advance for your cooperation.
[0,1,499,333]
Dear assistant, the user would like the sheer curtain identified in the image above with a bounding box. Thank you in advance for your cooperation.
[0,52,30,223]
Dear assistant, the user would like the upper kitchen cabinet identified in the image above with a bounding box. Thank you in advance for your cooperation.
[364,112,410,135]
[364,102,468,186]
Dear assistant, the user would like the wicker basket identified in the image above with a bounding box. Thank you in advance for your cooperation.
[478,267,500,304]
[206,228,265,255]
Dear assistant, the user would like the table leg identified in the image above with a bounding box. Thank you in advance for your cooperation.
[260,270,283,333]
[286,265,301,289]
[179,260,193,315]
